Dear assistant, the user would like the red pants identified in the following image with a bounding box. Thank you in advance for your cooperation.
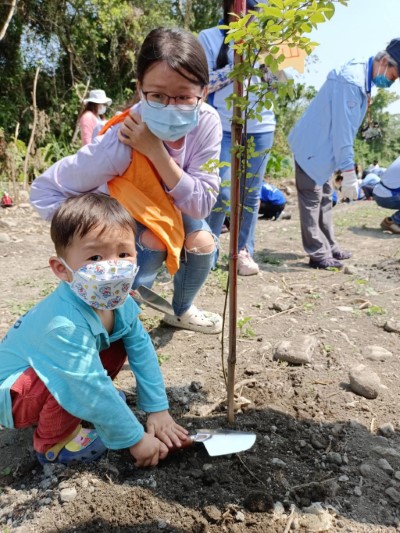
[11,340,126,454]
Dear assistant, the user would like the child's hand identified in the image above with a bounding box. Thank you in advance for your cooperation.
[147,410,188,449]
[129,433,168,467]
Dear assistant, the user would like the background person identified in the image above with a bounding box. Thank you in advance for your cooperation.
[198,0,276,277]
[30,28,223,335]
[1,191,12,207]
[79,89,112,146]
[0,193,187,467]
[288,38,400,269]
[258,182,287,220]
[373,155,400,234]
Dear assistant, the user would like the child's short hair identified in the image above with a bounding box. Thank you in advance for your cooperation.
[50,193,137,255]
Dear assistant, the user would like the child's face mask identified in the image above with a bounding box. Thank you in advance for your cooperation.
[61,259,138,310]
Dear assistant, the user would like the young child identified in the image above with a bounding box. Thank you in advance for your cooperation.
[0,193,187,467]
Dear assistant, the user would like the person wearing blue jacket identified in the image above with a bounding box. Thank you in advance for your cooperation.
[288,38,400,269]
[259,182,287,220]
[199,0,276,276]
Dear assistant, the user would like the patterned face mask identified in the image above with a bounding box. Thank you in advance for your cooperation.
[61,259,138,310]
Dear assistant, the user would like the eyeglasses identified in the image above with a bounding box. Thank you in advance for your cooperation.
[141,91,203,111]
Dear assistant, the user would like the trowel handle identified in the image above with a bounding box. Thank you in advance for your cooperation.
[178,436,196,449]
[171,433,211,451]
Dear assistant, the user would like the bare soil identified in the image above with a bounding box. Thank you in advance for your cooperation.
[2,187,400,533]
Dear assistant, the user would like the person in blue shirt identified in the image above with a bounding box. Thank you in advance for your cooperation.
[373,155,400,233]
[288,38,400,269]
[199,0,276,277]
[259,182,287,220]
[0,193,187,466]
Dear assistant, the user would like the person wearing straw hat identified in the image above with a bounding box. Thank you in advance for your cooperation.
[79,89,112,146]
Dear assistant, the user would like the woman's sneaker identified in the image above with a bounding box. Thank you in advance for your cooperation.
[36,425,107,465]
[162,305,222,334]
[237,249,259,276]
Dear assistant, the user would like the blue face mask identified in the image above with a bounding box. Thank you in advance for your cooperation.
[373,65,394,88]
[140,99,200,142]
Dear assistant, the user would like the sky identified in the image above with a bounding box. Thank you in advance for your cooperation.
[299,0,400,114]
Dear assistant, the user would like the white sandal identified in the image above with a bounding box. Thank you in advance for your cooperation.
[162,305,222,334]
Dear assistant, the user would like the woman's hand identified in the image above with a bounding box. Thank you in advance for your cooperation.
[147,410,188,449]
[117,111,164,160]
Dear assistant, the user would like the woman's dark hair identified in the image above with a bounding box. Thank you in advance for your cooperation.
[216,0,257,69]
[136,27,209,88]
[79,102,99,119]
[216,0,233,70]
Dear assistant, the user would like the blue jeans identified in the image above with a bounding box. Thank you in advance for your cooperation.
[373,192,400,224]
[206,130,274,257]
[132,214,215,316]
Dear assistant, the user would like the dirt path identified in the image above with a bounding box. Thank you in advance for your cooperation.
[1,189,400,532]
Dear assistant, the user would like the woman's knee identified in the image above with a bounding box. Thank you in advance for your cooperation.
[140,229,167,251]
[185,230,215,254]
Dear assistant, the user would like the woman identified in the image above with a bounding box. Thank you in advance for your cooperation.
[30,28,223,335]
[79,89,112,146]
[198,0,276,276]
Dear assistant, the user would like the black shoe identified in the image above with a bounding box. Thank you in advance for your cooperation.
[309,257,343,269]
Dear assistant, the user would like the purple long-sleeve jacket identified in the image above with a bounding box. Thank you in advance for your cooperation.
[30,102,222,221]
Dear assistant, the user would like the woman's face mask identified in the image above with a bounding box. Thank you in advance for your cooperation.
[140,98,200,142]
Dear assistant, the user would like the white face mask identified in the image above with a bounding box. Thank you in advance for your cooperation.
[98,105,107,115]
[61,259,138,310]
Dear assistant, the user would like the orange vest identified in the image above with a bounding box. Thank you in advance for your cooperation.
[100,110,184,275]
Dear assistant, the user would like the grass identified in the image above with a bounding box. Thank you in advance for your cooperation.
[157,353,171,365]
[10,301,36,317]
[237,316,255,338]
[366,305,386,316]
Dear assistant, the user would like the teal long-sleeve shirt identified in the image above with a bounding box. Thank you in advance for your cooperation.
[0,282,169,449]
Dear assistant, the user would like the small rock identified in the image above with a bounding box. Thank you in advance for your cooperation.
[378,458,394,475]
[343,265,358,275]
[203,505,222,523]
[235,511,245,522]
[59,487,77,503]
[271,458,287,467]
[326,452,342,466]
[273,501,285,516]
[378,423,395,438]
[299,511,333,532]
[338,475,349,482]
[348,364,381,399]
[0,233,10,243]
[385,487,400,503]
[336,306,353,313]
[354,487,362,497]
[384,319,400,334]
[395,471,400,481]
[273,335,317,365]
[362,345,393,362]
[359,463,373,477]
[302,502,325,515]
